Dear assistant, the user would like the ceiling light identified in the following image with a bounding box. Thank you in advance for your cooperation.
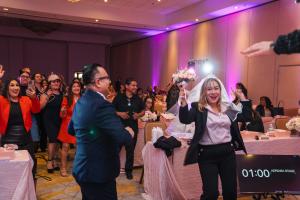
[104,0,108,2]
[234,6,239,9]
[195,18,199,22]
[3,8,9,11]
[157,0,161,2]
[68,0,80,2]
[95,19,99,22]
[166,27,169,30]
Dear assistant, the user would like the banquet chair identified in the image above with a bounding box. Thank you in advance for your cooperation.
[275,118,290,131]
[139,121,167,184]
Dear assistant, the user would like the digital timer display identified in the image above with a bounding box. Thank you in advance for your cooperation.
[236,155,300,193]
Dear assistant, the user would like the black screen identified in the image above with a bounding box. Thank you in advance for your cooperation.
[236,155,300,193]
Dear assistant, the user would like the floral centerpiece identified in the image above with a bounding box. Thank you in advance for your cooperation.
[286,117,300,135]
[140,111,158,122]
[172,68,196,84]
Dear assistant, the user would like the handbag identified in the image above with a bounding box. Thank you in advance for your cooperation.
[273,101,284,116]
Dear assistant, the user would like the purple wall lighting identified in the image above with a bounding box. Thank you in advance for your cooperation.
[150,34,165,87]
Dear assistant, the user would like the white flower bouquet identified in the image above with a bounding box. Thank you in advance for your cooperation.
[140,111,158,122]
[286,117,300,132]
[172,68,196,84]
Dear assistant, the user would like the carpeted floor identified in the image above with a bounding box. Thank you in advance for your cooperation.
[35,150,144,200]
[35,150,299,200]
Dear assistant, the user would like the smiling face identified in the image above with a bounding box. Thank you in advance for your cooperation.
[8,80,20,98]
[205,80,221,105]
[71,82,81,96]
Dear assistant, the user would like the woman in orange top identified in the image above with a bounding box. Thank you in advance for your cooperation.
[57,81,82,176]
[0,77,40,177]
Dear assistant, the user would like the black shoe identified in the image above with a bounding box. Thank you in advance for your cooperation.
[126,173,133,180]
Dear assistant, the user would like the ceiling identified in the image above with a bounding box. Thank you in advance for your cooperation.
[0,0,275,44]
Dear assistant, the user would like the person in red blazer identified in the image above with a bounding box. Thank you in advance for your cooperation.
[0,75,40,178]
[57,81,82,177]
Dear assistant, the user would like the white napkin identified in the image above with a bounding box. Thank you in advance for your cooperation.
[151,127,164,143]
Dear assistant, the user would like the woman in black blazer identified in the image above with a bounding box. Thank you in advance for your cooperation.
[179,77,251,200]
[255,96,274,117]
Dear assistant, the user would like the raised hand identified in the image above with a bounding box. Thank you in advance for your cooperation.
[241,41,274,57]
[0,64,5,79]
[26,87,36,99]
[179,87,187,106]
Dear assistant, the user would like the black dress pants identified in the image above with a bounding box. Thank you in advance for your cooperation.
[78,180,117,200]
[125,127,138,174]
[197,142,237,200]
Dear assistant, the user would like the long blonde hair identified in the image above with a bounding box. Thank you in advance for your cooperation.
[198,78,222,112]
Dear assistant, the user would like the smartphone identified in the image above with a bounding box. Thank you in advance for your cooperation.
[28,80,35,90]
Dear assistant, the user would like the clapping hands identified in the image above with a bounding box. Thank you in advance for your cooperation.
[0,65,5,79]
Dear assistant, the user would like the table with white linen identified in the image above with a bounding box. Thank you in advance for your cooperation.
[143,134,300,200]
[0,150,36,200]
[120,121,146,168]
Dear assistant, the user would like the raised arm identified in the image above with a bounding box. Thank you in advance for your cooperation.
[178,87,196,124]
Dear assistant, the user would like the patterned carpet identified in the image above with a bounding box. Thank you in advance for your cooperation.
[35,150,299,200]
[35,150,144,200]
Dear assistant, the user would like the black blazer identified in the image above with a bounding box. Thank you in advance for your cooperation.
[255,105,274,117]
[179,101,251,165]
[68,89,132,183]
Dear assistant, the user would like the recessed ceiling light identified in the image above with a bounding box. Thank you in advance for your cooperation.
[104,0,108,2]
[157,0,161,2]
[3,8,9,11]
[166,27,169,30]
[234,6,239,9]
[195,18,199,22]
[68,0,80,2]
[95,19,99,22]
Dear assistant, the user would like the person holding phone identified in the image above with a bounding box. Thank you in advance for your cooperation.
[0,66,40,179]
[40,73,64,173]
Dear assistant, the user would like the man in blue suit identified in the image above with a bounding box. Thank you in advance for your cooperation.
[68,63,133,200]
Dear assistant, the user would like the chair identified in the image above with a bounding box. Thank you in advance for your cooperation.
[144,121,167,143]
[284,108,298,117]
[275,118,290,131]
[139,121,167,184]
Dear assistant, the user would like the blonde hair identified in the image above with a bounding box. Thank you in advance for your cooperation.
[198,78,222,112]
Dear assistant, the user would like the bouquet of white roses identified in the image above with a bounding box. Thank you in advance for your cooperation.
[172,68,196,84]
[140,111,158,122]
[286,117,300,132]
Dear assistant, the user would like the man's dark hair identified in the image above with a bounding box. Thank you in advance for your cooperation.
[19,70,30,76]
[82,63,103,86]
[125,78,137,85]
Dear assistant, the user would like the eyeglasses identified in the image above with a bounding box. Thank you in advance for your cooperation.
[20,75,30,79]
[50,79,61,83]
[95,76,110,82]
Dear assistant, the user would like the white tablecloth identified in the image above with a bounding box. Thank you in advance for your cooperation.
[0,150,36,200]
[143,137,300,200]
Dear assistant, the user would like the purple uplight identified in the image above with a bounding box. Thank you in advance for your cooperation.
[225,66,240,97]
[150,34,166,87]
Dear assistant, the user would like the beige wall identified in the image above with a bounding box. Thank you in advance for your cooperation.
[110,0,300,108]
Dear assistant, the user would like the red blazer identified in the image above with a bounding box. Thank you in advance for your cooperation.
[0,96,41,135]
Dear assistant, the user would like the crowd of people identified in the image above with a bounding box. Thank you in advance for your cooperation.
[0,29,299,200]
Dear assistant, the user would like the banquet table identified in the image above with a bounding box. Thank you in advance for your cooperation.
[120,121,146,168]
[143,133,300,200]
[0,150,36,200]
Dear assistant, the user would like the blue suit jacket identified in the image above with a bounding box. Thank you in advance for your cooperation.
[68,89,131,183]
